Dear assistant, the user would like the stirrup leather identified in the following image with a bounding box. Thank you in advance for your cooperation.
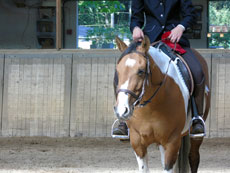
[189,116,206,138]
[111,119,130,139]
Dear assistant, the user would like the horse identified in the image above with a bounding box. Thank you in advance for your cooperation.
[113,36,211,173]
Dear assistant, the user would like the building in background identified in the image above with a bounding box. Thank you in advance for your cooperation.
[0,0,229,49]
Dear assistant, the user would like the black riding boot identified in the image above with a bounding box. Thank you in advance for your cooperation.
[190,77,205,137]
[113,121,128,136]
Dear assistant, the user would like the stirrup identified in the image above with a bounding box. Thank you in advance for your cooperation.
[111,119,130,139]
[189,116,206,138]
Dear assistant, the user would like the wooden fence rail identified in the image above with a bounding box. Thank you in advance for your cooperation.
[0,50,229,138]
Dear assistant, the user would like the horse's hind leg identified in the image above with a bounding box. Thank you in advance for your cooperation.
[189,138,204,173]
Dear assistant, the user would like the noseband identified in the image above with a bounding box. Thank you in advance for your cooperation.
[116,50,171,108]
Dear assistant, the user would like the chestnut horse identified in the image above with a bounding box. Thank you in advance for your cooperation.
[113,36,210,173]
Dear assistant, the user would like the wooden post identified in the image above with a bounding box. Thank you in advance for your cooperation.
[56,0,62,50]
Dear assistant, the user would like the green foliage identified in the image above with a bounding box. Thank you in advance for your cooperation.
[78,1,131,48]
[209,1,230,48]
[209,33,230,49]
[78,1,125,25]
[209,1,230,26]
[85,25,131,48]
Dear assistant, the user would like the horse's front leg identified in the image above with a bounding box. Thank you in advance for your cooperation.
[130,130,149,173]
[160,137,181,173]
[134,151,149,173]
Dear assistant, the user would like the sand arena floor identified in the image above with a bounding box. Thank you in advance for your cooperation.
[0,137,229,173]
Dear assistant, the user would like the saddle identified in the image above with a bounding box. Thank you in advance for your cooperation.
[153,42,194,95]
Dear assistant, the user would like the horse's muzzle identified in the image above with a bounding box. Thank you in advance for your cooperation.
[113,105,132,120]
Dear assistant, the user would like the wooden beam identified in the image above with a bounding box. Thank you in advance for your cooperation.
[56,0,62,50]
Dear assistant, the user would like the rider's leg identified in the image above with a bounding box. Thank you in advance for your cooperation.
[182,47,205,136]
[192,77,205,134]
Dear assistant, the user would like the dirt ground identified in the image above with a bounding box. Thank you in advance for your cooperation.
[0,137,229,173]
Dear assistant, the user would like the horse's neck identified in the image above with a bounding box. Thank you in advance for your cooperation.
[141,55,165,103]
[149,56,164,85]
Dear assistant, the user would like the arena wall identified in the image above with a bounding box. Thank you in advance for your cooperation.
[0,49,229,138]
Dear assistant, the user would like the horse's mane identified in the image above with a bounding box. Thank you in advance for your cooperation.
[117,41,142,64]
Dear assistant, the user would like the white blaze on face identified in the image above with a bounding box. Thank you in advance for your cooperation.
[117,79,129,117]
[125,58,136,67]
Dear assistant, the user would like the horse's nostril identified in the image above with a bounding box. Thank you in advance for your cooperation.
[124,107,129,115]
[114,106,130,120]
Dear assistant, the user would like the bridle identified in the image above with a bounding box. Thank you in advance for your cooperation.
[116,49,171,108]
[117,50,150,107]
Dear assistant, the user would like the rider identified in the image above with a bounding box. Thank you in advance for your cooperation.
[113,0,205,138]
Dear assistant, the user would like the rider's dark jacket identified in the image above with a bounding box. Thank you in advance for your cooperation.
[130,0,197,47]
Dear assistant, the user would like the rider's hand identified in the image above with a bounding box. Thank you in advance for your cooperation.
[168,25,185,43]
[132,26,144,42]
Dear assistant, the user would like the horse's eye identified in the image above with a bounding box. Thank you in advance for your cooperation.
[138,69,145,76]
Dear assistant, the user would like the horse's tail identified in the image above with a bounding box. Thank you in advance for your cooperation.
[174,135,190,173]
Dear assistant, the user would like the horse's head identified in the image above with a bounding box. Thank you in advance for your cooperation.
[114,36,150,120]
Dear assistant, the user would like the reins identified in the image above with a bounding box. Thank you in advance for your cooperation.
[151,38,178,53]
[139,37,176,106]
[139,59,171,107]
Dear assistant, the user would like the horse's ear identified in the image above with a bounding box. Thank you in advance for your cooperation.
[115,36,128,52]
[141,35,150,53]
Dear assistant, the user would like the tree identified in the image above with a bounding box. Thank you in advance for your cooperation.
[78,1,132,48]
[209,1,230,48]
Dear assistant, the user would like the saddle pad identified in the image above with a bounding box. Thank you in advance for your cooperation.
[148,46,192,134]
[153,42,194,95]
